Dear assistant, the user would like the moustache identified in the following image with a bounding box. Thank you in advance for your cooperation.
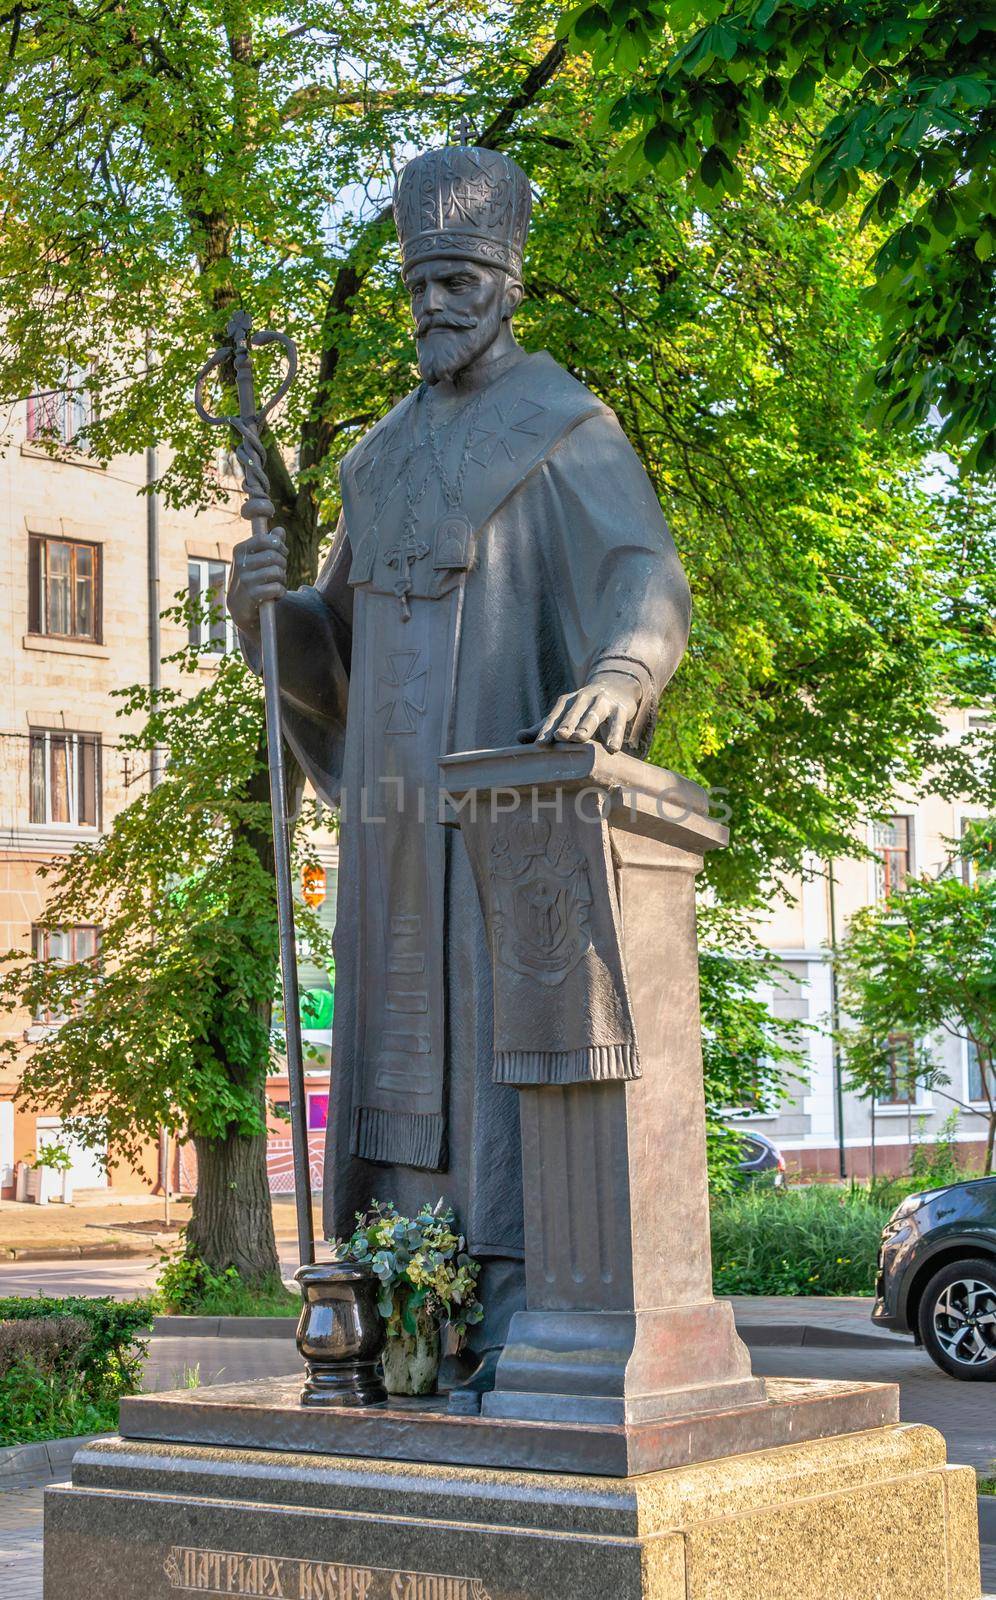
[416,313,479,338]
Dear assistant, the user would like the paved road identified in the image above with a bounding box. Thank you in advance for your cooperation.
[0,1261,892,1340]
[0,1254,323,1299]
[0,1260,899,1360]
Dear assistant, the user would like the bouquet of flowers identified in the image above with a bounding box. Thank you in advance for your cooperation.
[334,1198,484,1341]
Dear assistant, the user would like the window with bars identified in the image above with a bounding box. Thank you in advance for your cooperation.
[873,815,913,900]
[28,535,101,642]
[25,369,93,447]
[188,558,235,653]
[29,730,100,827]
[31,926,101,1023]
[879,1032,917,1105]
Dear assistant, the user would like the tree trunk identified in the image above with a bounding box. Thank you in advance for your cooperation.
[186,1120,281,1285]
[179,723,298,1284]
[986,1113,995,1177]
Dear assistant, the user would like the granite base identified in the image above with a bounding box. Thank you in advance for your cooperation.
[112,1372,897,1477]
[44,1411,982,1600]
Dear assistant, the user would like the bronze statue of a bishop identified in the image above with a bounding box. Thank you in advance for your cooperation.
[229,142,691,1394]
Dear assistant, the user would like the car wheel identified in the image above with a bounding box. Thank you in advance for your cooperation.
[918,1258,996,1381]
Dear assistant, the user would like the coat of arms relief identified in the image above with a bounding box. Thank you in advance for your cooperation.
[488,818,593,986]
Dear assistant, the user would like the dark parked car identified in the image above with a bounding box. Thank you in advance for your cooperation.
[732,1128,785,1187]
[873,1176,996,1380]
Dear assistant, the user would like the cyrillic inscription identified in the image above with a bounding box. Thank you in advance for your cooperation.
[163,1545,493,1600]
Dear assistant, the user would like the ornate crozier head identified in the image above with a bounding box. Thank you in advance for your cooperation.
[394,145,532,385]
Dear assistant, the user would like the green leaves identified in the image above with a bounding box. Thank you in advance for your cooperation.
[0,639,331,1169]
[837,828,996,1169]
[333,1201,484,1340]
[559,0,996,472]
[4,0,993,1206]
[929,188,958,238]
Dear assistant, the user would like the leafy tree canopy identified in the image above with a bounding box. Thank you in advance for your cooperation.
[2,0,989,903]
[556,0,996,473]
[837,821,996,1172]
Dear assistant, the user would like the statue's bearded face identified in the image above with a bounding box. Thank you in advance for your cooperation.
[406,257,513,384]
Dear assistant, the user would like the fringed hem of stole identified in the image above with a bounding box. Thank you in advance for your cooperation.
[352,1106,448,1171]
[493,1044,641,1087]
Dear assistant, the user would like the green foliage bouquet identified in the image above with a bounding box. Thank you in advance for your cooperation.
[333,1201,483,1396]
[334,1200,483,1342]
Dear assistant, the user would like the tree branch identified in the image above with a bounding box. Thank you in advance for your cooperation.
[476,39,567,149]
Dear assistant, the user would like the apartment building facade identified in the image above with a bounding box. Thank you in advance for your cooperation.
[731,721,993,1179]
[0,386,338,1199]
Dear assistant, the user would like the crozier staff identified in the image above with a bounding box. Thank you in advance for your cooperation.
[195,311,315,1266]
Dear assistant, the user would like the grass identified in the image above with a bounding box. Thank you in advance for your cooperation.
[160,1278,300,1317]
[0,1365,121,1446]
[710,1184,895,1297]
[153,1253,299,1317]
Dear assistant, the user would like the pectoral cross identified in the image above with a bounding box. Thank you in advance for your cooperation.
[385,527,430,621]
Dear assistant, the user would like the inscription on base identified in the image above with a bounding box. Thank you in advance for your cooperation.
[164,1546,493,1600]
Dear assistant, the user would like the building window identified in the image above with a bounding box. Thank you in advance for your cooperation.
[31,926,100,1023]
[873,815,913,900]
[188,558,234,653]
[879,1032,917,1105]
[25,369,93,448]
[29,730,100,827]
[968,1040,991,1105]
[28,535,101,642]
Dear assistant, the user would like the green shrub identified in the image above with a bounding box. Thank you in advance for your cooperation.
[0,1297,152,1446]
[0,1297,151,1392]
[0,1361,120,1446]
[154,1253,298,1317]
[710,1185,893,1296]
[0,1316,88,1380]
[868,1113,979,1212]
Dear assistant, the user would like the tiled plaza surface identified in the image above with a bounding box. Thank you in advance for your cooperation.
[0,1467,46,1600]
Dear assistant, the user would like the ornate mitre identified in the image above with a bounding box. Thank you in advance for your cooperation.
[393,145,532,278]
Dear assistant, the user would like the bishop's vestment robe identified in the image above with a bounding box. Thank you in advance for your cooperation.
[241,349,689,1343]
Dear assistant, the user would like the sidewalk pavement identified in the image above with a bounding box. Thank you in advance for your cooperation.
[731,1292,907,1347]
[0,1474,46,1600]
[144,1291,903,1346]
[0,1198,323,1262]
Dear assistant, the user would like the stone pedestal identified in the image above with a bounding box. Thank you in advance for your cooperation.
[42,743,985,1597]
[439,745,759,1426]
[44,1418,982,1600]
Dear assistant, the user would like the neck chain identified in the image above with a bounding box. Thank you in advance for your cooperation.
[424,384,483,512]
[382,384,485,622]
